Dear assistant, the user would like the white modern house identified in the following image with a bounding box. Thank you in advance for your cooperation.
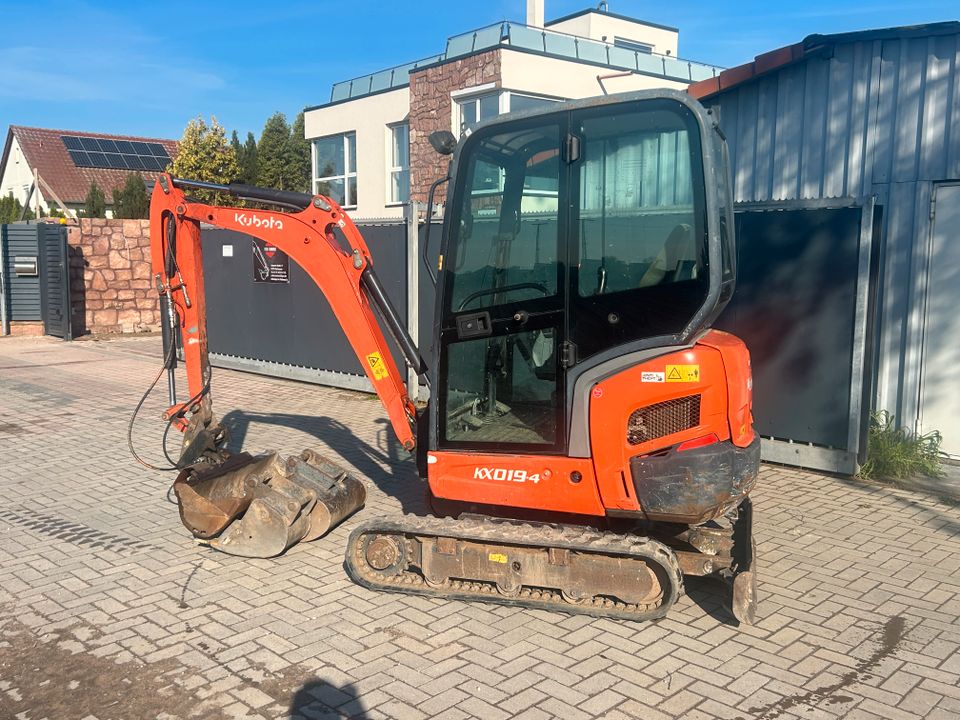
[303,3,721,219]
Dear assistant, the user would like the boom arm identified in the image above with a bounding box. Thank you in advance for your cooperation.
[149,174,420,453]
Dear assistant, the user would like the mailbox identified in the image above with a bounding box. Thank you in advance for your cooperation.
[14,256,38,277]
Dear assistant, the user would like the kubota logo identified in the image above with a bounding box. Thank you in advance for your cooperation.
[234,212,284,230]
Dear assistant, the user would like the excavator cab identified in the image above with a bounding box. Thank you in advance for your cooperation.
[431,91,734,458]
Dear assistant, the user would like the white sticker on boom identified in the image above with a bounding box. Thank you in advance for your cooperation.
[641,371,665,383]
[222,244,234,257]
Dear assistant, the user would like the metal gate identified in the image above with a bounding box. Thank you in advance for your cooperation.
[716,199,878,474]
[38,224,71,340]
[202,220,409,392]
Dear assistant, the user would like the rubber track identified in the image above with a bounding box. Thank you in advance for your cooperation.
[345,514,684,622]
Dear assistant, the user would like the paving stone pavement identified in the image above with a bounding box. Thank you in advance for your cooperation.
[1,334,959,720]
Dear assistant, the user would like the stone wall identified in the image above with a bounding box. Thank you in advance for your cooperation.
[409,50,501,208]
[67,219,159,335]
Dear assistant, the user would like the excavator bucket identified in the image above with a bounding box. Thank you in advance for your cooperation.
[173,449,366,558]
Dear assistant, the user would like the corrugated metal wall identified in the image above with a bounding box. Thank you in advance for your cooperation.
[704,29,960,432]
[1,223,42,320]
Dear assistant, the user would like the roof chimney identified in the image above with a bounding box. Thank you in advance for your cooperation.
[526,0,544,28]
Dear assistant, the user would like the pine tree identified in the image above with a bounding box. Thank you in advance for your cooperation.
[84,183,106,218]
[288,112,312,193]
[241,131,258,185]
[171,116,240,204]
[112,173,150,219]
[256,112,291,190]
[0,193,21,223]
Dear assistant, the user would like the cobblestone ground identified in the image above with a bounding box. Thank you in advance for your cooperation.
[1,335,959,720]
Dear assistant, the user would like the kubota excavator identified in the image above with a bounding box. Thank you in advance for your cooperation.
[136,89,760,623]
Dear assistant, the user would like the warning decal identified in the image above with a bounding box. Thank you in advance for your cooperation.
[666,364,700,382]
[641,371,665,383]
[366,352,389,380]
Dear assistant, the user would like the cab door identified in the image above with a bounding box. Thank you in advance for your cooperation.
[436,116,570,455]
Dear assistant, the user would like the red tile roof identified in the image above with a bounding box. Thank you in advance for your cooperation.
[1,126,178,205]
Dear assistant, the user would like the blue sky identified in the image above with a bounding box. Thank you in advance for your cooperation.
[0,0,956,141]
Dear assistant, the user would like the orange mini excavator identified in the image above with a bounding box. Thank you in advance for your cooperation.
[137,89,760,623]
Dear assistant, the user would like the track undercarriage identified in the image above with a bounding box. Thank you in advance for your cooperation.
[345,499,757,623]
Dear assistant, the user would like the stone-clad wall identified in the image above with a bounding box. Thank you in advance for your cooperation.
[67,219,159,335]
[409,50,501,208]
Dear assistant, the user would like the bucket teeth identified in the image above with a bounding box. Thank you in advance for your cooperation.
[173,450,366,557]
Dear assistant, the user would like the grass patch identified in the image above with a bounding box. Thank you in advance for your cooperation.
[859,411,944,480]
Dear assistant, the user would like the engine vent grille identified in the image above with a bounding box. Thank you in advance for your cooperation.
[627,395,701,446]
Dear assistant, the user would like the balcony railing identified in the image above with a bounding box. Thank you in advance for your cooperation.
[330,54,445,102]
[327,20,721,104]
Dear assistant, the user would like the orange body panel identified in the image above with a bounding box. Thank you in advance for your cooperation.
[589,342,731,513]
[427,452,605,516]
[698,330,756,448]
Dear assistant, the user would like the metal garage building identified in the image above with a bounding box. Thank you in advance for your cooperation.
[690,22,960,461]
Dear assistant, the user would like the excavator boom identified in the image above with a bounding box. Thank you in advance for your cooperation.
[147,175,421,556]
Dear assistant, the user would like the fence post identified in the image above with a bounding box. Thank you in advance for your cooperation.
[405,202,421,401]
[0,225,7,336]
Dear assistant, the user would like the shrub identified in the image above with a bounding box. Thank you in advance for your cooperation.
[859,411,943,480]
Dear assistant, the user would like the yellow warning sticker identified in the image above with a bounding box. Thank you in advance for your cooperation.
[666,364,700,382]
[488,553,508,564]
[366,352,389,380]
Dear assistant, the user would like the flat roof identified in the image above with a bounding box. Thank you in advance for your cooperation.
[545,8,679,34]
[308,19,716,111]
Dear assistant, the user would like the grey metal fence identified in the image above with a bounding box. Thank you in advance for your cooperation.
[200,203,876,474]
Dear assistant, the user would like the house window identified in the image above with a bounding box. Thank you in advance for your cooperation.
[457,93,500,131]
[614,37,654,54]
[313,132,357,208]
[388,123,409,205]
[507,93,562,113]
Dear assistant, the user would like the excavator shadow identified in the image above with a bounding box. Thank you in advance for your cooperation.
[287,679,366,719]
[683,576,740,627]
[218,410,429,515]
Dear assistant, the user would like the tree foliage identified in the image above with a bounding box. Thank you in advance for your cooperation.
[84,183,107,218]
[288,112,311,193]
[171,116,240,204]
[112,173,150,219]
[0,193,37,222]
[256,112,291,190]
[240,131,258,185]
[231,130,258,185]
[1,193,23,223]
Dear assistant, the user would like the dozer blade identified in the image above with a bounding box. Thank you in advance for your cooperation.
[728,497,758,625]
[173,450,366,558]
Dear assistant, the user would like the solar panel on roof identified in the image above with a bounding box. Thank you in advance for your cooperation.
[61,134,172,172]
[87,152,109,168]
